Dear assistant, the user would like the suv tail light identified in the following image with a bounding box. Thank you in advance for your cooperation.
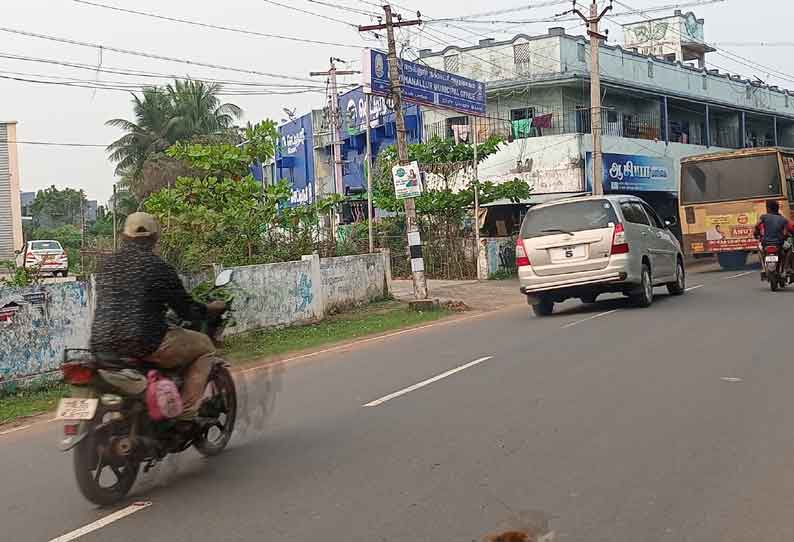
[62,363,94,385]
[516,239,531,267]
[611,223,629,255]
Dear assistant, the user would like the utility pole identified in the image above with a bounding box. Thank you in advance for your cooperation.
[571,0,612,195]
[471,116,482,280]
[112,183,117,252]
[311,59,358,197]
[365,94,375,253]
[359,5,427,299]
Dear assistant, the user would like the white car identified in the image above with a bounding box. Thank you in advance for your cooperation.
[19,240,69,277]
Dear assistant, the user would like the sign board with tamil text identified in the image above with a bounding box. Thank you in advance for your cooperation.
[363,48,486,117]
[586,152,676,193]
[392,162,422,200]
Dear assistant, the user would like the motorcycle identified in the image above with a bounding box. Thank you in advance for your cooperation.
[761,243,788,291]
[57,270,237,506]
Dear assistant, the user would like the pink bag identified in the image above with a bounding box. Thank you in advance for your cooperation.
[146,370,184,421]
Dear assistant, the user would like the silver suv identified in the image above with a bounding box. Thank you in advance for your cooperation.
[517,195,685,316]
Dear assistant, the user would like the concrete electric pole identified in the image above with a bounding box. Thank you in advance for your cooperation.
[311,59,358,197]
[571,0,612,195]
[359,5,428,300]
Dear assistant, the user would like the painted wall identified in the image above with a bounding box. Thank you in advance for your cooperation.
[478,134,585,194]
[0,281,93,385]
[224,260,319,335]
[321,253,388,313]
[0,253,393,382]
[479,237,516,278]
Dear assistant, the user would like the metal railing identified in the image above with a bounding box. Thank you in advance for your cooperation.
[423,106,663,144]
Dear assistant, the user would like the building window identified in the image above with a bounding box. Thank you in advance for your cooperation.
[702,75,708,91]
[510,107,535,121]
[577,42,586,62]
[648,61,654,78]
[444,54,460,74]
[513,42,532,75]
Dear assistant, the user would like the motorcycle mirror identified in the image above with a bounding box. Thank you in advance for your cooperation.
[214,270,233,287]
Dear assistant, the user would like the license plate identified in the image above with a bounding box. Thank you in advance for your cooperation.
[550,245,586,262]
[766,255,779,263]
[56,398,99,420]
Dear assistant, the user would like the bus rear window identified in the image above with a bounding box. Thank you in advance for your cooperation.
[681,154,782,204]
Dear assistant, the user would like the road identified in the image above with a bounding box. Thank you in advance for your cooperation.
[3,264,794,541]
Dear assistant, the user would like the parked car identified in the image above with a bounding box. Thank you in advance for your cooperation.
[516,195,685,316]
[18,240,69,277]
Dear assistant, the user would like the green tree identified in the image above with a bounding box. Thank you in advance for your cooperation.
[29,186,87,229]
[106,80,243,199]
[145,121,340,271]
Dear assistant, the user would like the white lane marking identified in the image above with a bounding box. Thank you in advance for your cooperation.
[48,501,152,542]
[685,284,704,292]
[720,377,743,383]
[561,309,619,329]
[0,417,58,438]
[722,270,756,280]
[363,356,494,407]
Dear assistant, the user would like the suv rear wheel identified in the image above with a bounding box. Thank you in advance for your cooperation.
[631,264,654,307]
[666,259,685,296]
[532,298,554,317]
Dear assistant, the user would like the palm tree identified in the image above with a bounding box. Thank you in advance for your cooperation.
[106,80,242,198]
[167,79,242,142]
[106,87,177,179]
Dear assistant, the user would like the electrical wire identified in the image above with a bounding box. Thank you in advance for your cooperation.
[260,0,362,28]
[0,26,319,83]
[71,0,365,49]
[304,0,381,17]
[6,140,107,147]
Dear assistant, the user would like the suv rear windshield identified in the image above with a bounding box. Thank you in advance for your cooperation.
[520,200,618,238]
[31,241,63,251]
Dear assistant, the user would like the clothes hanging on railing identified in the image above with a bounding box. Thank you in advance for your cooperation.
[512,118,533,139]
[533,113,553,129]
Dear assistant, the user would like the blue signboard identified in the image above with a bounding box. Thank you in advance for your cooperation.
[277,113,315,205]
[364,49,486,117]
[585,152,676,193]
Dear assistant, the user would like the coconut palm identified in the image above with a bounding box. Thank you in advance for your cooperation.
[106,80,242,198]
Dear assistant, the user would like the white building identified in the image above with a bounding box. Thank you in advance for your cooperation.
[0,121,23,261]
[415,13,794,231]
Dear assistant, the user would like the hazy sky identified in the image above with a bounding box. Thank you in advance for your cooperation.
[2,0,792,204]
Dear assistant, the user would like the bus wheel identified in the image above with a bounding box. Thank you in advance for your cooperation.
[717,252,748,271]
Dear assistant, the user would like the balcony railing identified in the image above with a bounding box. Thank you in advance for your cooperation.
[423,106,664,144]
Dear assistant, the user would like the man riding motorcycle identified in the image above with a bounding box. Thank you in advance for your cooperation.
[754,200,794,275]
[90,212,226,421]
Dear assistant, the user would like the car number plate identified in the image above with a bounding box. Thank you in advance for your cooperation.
[766,255,779,263]
[56,398,99,420]
[550,245,586,262]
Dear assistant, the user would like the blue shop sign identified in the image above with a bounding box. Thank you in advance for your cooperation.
[363,48,485,117]
[586,152,676,193]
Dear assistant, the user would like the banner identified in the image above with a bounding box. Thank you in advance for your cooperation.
[586,152,676,193]
[392,162,422,199]
[363,49,486,117]
[703,211,757,252]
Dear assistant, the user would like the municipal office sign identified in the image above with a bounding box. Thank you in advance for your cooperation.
[392,162,422,200]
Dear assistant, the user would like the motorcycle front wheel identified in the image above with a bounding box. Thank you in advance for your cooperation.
[73,418,139,506]
[194,365,237,457]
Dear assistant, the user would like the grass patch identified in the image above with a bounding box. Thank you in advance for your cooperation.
[223,300,449,363]
[0,382,68,425]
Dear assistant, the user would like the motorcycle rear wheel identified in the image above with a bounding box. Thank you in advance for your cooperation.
[194,365,237,457]
[73,419,139,506]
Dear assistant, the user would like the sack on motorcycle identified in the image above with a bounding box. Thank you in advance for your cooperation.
[97,368,148,395]
[146,370,184,420]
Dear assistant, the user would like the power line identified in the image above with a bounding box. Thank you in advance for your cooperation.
[0,51,331,89]
[260,0,362,28]
[6,140,107,148]
[71,0,364,49]
[304,0,380,17]
[0,26,318,83]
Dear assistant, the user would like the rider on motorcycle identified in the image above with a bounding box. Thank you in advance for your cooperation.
[90,212,226,420]
[754,200,794,273]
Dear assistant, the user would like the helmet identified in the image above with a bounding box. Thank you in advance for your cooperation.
[123,212,160,240]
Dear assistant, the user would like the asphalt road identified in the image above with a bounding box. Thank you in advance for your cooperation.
[3,264,794,541]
